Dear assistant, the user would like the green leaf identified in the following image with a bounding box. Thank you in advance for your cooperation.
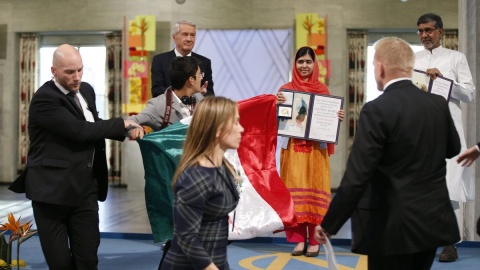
[0,235,7,263]
[8,234,19,243]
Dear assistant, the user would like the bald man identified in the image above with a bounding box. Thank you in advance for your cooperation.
[9,44,144,269]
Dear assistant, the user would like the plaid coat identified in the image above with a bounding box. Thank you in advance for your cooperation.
[161,164,239,270]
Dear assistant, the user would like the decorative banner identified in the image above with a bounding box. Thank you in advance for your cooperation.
[124,15,155,115]
[296,13,330,84]
[124,61,149,78]
[128,35,143,48]
[129,47,148,58]
[128,15,156,51]
[319,59,331,80]
[128,77,142,104]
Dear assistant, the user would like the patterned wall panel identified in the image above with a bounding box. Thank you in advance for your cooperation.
[195,29,293,101]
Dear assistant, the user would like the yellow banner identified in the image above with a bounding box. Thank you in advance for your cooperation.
[129,15,156,51]
[295,13,329,84]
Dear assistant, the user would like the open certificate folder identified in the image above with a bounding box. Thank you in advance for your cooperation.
[412,69,453,101]
[277,89,344,144]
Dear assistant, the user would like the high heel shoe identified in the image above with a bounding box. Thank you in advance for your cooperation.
[291,242,307,256]
[305,244,320,257]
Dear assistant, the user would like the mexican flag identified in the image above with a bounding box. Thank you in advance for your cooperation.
[138,94,296,242]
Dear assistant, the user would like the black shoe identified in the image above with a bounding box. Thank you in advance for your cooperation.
[439,245,458,262]
[305,245,320,257]
[291,242,307,256]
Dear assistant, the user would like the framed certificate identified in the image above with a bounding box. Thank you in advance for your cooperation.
[412,69,453,101]
[277,89,344,144]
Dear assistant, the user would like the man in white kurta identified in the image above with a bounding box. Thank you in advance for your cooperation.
[414,13,475,263]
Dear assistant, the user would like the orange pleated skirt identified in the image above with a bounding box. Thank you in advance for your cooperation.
[280,138,331,225]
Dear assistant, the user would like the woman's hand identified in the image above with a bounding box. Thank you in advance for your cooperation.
[337,109,345,122]
[276,91,286,104]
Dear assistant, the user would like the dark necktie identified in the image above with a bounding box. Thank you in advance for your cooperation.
[68,91,84,114]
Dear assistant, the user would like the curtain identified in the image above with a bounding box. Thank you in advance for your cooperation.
[347,30,367,149]
[443,29,458,51]
[18,34,38,170]
[106,32,124,185]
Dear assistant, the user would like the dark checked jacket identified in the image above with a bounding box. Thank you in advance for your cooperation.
[161,165,239,270]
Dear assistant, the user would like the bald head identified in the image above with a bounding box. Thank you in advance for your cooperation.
[373,37,414,90]
[51,44,83,92]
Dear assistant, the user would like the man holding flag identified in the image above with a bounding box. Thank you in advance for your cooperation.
[138,94,297,249]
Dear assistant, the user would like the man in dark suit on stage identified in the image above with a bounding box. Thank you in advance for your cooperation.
[151,20,214,97]
[315,37,461,270]
[9,44,144,269]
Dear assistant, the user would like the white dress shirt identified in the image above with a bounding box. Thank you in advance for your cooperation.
[172,92,193,118]
[174,48,192,57]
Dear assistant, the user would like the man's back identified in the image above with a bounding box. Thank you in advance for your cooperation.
[318,36,460,270]
[366,80,459,179]
[343,80,461,255]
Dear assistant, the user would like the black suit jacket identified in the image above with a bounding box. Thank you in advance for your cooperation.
[10,81,126,206]
[321,80,461,256]
[151,50,214,97]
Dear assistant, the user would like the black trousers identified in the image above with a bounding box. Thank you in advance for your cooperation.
[32,181,99,270]
[368,249,436,270]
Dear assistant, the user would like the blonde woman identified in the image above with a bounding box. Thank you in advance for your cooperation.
[161,97,243,270]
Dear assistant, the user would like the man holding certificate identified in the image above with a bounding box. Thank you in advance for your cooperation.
[315,37,461,270]
[414,13,476,263]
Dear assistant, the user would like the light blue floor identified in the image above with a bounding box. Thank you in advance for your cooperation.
[4,234,480,269]
[2,185,479,269]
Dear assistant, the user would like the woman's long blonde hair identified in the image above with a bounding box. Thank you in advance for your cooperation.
[171,96,239,188]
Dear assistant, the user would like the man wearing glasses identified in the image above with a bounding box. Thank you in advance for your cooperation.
[415,13,476,263]
[129,56,204,131]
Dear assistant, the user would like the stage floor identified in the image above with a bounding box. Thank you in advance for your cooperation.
[2,185,479,269]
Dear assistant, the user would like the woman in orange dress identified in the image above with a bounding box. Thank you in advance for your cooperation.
[277,46,344,257]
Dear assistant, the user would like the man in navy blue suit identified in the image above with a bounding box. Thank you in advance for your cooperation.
[151,20,214,97]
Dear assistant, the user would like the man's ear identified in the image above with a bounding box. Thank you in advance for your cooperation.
[187,76,195,86]
[438,28,444,38]
[379,62,386,79]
